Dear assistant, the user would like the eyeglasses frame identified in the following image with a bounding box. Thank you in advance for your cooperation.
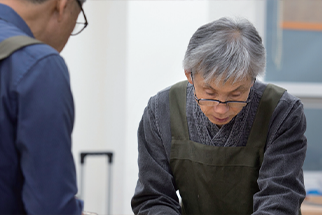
[190,72,253,108]
[71,0,88,36]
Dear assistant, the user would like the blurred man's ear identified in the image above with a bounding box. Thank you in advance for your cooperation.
[55,0,69,22]
[185,70,193,84]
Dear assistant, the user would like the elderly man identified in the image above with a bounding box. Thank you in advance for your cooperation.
[0,0,87,214]
[132,17,307,214]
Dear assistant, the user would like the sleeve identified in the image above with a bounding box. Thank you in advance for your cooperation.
[131,97,181,215]
[253,99,307,215]
[15,54,83,214]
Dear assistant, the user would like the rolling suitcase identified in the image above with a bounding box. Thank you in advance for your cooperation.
[79,152,114,215]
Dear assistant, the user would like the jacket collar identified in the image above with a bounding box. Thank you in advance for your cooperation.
[0,3,34,38]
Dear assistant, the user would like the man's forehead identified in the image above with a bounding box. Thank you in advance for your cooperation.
[203,76,252,91]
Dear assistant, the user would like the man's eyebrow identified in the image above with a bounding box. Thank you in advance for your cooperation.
[231,85,247,92]
[203,83,215,90]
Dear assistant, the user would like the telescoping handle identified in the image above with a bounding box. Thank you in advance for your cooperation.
[79,151,114,215]
[80,152,113,164]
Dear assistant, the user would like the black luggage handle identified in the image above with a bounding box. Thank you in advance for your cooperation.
[79,151,114,215]
[80,152,113,164]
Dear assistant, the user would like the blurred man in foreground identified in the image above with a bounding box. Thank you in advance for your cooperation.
[0,0,88,213]
[132,17,307,214]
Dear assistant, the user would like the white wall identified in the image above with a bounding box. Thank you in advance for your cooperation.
[61,1,266,214]
[62,1,128,214]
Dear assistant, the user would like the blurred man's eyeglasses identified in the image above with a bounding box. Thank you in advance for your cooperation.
[71,0,88,36]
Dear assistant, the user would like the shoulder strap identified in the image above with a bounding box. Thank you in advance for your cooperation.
[247,83,286,151]
[0,35,42,60]
[169,80,190,141]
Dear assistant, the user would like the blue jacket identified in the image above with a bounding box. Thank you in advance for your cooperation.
[0,4,83,214]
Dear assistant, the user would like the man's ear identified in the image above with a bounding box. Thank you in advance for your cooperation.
[251,78,256,87]
[55,0,69,22]
[185,70,193,84]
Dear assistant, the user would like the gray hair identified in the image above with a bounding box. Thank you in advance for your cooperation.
[183,17,265,83]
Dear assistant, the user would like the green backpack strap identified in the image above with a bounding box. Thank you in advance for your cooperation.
[0,35,42,60]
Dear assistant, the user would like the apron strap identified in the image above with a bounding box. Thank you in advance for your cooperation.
[169,81,286,149]
[169,80,189,141]
[247,83,286,151]
[169,81,286,148]
[0,35,42,60]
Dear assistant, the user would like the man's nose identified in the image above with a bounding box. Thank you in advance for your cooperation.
[213,103,229,114]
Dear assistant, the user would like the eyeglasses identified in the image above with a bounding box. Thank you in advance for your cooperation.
[191,73,251,108]
[71,0,88,36]
[194,92,250,108]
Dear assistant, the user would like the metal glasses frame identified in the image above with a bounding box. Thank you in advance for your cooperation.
[71,0,88,36]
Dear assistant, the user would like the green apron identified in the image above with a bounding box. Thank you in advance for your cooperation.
[169,81,286,215]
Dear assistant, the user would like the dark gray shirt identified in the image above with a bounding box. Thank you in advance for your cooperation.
[132,80,307,215]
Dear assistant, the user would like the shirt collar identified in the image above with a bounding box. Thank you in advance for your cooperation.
[0,3,35,38]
